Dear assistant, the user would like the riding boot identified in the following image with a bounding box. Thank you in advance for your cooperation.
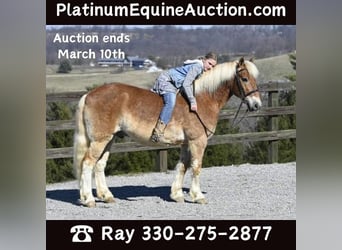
[151,119,167,143]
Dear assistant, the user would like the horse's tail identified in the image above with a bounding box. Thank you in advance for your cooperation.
[73,94,89,182]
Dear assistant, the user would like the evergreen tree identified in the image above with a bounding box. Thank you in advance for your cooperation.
[46,102,74,183]
[57,59,72,73]
[203,120,243,167]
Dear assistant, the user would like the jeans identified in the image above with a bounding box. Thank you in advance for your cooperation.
[159,92,176,125]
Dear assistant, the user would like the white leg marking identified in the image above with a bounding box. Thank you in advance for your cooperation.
[170,162,186,202]
[80,160,95,206]
[190,159,206,203]
[94,152,114,202]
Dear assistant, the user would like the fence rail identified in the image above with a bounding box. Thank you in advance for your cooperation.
[46,81,296,170]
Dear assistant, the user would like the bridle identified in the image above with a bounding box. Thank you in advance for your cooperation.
[235,66,259,101]
[195,63,260,136]
[232,65,259,126]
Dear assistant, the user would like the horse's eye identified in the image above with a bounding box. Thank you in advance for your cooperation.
[241,77,248,82]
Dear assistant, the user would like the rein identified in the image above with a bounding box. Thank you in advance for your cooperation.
[231,100,249,127]
[194,111,215,137]
[232,66,259,127]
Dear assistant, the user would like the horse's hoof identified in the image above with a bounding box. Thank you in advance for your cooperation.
[104,196,115,203]
[170,195,185,203]
[194,198,208,204]
[97,193,115,203]
[174,197,185,203]
[86,201,96,208]
[78,199,96,207]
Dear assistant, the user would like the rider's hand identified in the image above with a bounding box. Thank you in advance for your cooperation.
[190,104,198,112]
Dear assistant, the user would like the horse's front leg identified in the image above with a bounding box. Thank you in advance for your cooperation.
[170,144,190,202]
[189,139,207,204]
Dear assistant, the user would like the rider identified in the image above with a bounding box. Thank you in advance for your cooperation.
[150,52,217,143]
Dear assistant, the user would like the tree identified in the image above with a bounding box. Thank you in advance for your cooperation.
[57,59,72,73]
[46,102,74,183]
[289,51,296,70]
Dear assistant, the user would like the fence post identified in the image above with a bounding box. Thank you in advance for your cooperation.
[156,150,168,172]
[268,90,279,163]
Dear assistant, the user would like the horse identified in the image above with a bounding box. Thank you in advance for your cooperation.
[73,57,261,207]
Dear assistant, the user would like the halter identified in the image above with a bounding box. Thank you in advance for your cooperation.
[232,65,259,127]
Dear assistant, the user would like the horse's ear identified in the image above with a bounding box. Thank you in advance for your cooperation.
[249,57,255,63]
[239,57,244,65]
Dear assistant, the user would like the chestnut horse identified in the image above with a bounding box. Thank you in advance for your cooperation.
[73,57,261,207]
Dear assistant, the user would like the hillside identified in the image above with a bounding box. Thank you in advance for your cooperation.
[46,54,295,93]
[255,54,295,83]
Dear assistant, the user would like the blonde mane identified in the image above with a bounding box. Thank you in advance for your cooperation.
[194,60,259,95]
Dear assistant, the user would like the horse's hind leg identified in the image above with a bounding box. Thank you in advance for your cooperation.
[80,138,112,207]
[170,144,190,202]
[94,150,115,203]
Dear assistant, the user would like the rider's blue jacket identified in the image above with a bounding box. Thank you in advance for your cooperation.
[151,59,204,106]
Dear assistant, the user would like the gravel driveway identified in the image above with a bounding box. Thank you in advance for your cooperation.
[46,162,296,220]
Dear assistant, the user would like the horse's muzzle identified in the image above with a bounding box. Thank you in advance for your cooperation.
[246,96,262,111]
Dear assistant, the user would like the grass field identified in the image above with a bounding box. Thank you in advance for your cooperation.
[46,54,295,93]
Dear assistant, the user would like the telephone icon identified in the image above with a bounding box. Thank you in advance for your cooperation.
[70,225,93,242]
